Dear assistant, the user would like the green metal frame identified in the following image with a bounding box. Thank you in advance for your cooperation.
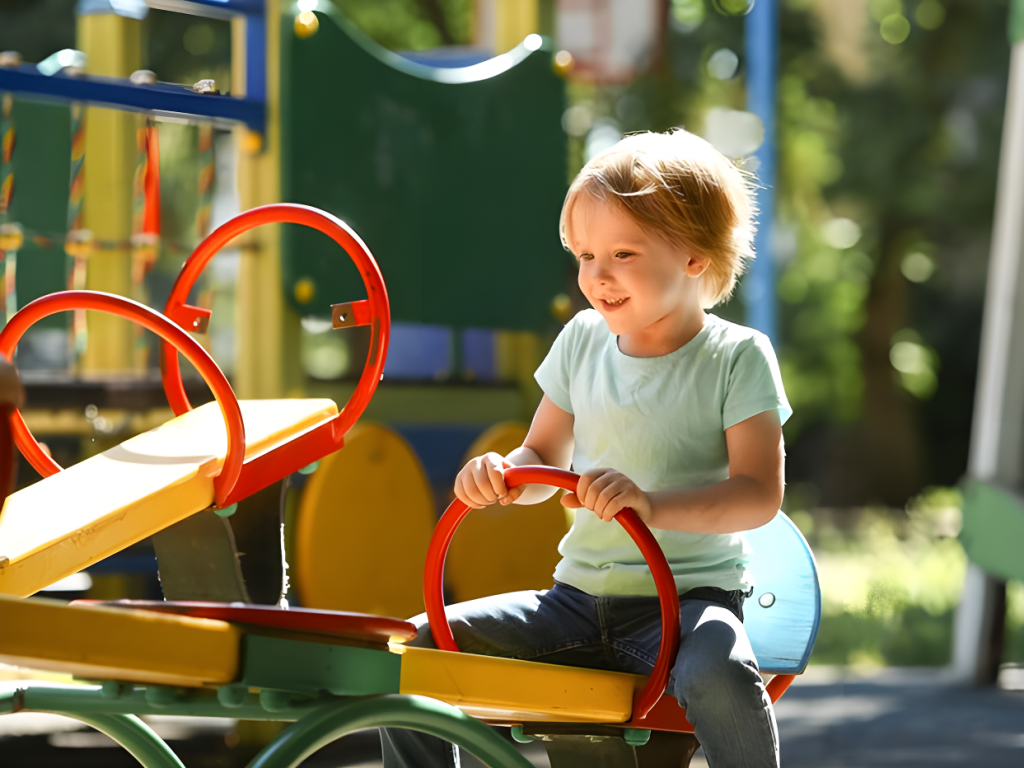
[1,682,532,768]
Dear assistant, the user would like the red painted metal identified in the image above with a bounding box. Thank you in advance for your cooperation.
[0,404,12,507]
[622,672,798,733]
[160,204,390,446]
[73,600,418,644]
[424,465,680,721]
[219,416,343,508]
[0,291,245,507]
[765,673,795,701]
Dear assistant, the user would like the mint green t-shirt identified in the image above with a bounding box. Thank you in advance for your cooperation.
[534,309,792,596]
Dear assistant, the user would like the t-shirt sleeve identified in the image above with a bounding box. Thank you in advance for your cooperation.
[533,315,579,414]
[723,333,792,429]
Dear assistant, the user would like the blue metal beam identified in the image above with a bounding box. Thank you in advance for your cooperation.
[744,0,779,346]
[145,0,265,19]
[0,65,264,133]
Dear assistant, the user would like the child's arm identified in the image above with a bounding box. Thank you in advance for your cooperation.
[563,410,784,534]
[454,395,575,509]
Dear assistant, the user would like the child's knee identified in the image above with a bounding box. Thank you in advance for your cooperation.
[672,652,765,714]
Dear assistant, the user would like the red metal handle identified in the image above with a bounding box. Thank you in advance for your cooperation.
[424,465,681,721]
[161,203,390,442]
[0,291,245,508]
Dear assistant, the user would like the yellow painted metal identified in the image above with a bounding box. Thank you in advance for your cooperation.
[495,330,544,413]
[77,14,140,373]
[495,0,540,54]
[445,422,570,603]
[234,1,290,400]
[0,398,338,597]
[396,646,636,723]
[0,594,240,687]
[295,423,435,619]
[21,407,175,436]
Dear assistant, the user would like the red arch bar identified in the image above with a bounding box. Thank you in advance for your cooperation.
[424,465,681,721]
[0,291,245,508]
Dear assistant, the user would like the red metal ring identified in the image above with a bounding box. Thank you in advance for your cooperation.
[0,291,245,507]
[161,203,390,441]
[423,465,681,721]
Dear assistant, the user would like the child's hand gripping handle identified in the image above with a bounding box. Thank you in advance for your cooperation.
[424,465,681,721]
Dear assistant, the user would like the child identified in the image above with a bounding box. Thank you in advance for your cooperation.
[382,129,790,768]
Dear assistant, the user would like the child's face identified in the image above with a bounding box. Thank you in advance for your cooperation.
[566,195,707,348]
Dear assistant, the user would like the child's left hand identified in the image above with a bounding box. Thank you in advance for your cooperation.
[560,468,652,523]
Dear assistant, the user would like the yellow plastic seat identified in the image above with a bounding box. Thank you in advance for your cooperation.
[396,645,640,724]
[0,398,337,597]
[0,593,240,687]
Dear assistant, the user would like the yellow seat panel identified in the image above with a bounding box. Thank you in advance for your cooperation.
[0,399,337,597]
[396,646,639,723]
[0,594,240,687]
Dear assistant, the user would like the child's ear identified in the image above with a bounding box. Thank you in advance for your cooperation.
[685,254,710,278]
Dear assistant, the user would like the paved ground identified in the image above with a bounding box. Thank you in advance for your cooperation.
[2,667,1022,766]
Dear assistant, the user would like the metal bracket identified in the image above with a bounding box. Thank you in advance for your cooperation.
[331,299,372,329]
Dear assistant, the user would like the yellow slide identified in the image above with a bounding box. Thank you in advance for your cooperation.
[0,398,337,598]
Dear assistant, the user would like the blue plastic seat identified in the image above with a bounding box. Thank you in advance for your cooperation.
[743,512,822,675]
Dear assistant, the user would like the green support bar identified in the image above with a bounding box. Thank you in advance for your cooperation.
[60,713,187,768]
[248,694,533,768]
[2,683,532,768]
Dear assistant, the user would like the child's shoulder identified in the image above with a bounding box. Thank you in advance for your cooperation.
[703,313,775,356]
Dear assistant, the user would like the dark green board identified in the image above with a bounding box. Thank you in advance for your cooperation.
[6,99,71,330]
[281,8,569,331]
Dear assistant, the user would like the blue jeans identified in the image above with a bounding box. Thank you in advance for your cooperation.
[380,583,779,767]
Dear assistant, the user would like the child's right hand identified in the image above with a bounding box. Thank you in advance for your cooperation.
[454,452,525,509]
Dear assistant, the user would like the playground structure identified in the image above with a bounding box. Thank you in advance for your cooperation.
[0,1,823,764]
[0,0,573,614]
[0,202,821,762]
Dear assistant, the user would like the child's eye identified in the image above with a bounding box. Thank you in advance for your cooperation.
[615,251,634,260]
[576,253,594,262]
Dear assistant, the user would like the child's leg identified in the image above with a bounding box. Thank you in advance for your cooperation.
[669,598,779,768]
[381,584,607,768]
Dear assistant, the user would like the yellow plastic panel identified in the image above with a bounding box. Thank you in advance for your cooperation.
[0,594,240,687]
[397,646,637,723]
[446,423,571,603]
[295,424,435,619]
[0,399,337,597]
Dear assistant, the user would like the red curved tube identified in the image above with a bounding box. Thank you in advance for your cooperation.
[0,291,245,507]
[424,465,681,721]
[161,203,389,442]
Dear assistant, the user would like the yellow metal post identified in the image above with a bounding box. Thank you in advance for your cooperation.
[478,0,539,54]
[76,14,139,373]
[233,0,290,399]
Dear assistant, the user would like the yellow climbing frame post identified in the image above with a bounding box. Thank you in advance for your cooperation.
[76,10,138,373]
[234,0,290,400]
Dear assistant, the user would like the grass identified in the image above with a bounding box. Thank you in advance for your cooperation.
[786,487,1024,667]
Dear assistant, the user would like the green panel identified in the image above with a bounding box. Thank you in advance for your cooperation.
[281,7,569,331]
[959,479,1024,582]
[241,634,402,696]
[8,98,71,327]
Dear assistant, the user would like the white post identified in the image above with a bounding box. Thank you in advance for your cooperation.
[951,38,1024,685]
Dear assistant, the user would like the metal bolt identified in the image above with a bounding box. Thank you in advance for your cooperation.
[129,69,158,85]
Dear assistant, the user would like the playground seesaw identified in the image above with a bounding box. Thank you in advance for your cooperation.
[0,469,819,767]
[0,204,820,767]
[0,204,388,598]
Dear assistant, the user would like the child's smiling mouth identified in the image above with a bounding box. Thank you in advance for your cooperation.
[600,297,629,310]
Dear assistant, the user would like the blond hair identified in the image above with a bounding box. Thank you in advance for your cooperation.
[560,130,757,308]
